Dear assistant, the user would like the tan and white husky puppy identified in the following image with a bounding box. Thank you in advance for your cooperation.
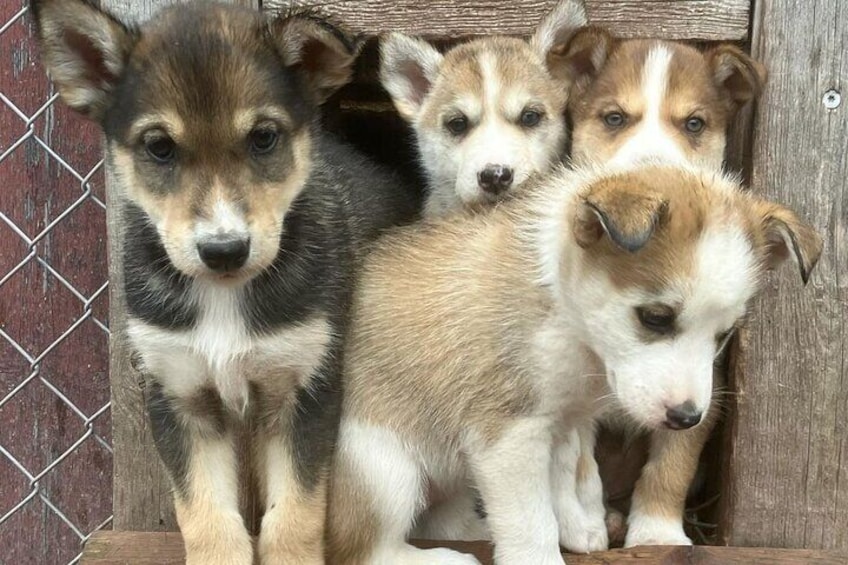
[380,0,587,218]
[327,161,821,565]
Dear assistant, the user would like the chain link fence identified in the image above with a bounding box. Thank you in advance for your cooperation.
[1,2,113,563]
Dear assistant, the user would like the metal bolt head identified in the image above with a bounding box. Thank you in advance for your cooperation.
[823,89,841,110]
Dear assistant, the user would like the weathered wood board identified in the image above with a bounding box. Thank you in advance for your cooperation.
[81,531,848,565]
[266,0,750,41]
[719,0,848,551]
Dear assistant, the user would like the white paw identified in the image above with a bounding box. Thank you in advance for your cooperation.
[373,545,482,565]
[559,511,609,553]
[416,547,482,565]
[625,515,692,547]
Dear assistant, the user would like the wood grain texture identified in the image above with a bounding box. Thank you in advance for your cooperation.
[719,0,848,551]
[104,0,260,534]
[81,531,848,565]
[265,0,750,41]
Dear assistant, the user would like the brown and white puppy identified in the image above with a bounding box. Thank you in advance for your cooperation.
[566,28,765,169]
[561,28,767,546]
[379,0,587,218]
[327,161,821,565]
[31,1,418,564]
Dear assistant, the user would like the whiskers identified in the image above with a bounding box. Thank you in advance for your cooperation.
[709,387,737,417]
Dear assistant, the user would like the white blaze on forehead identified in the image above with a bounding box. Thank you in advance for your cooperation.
[194,198,250,241]
[642,45,673,126]
[610,44,687,166]
[479,51,502,122]
[686,223,758,328]
[211,199,248,233]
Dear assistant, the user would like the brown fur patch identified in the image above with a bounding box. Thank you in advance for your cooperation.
[571,167,720,291]
[343,211,544,445]
[326,457,381,565]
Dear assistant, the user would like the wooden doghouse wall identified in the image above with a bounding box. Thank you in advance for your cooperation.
[105,0,847,553]
[718,0,847,549]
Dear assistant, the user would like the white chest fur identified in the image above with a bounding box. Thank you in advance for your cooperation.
[127,283,332,414]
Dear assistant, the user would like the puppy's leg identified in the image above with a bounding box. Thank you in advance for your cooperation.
[575,424,609,548]
[469,418,563,565]
[256,371,339,565]
[625,401,719,547]
[411,486,490,541]
[328,419,481,565]
[551,427,608,553]
[147,384,251,565]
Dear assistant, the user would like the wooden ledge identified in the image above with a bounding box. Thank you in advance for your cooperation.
[82,531,847,564]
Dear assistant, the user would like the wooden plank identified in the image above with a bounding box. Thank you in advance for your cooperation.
[0,5,111,562]
[104,0,260,534]
[265,0,750,41]
[719,0,848,551]
[81,531,848,565]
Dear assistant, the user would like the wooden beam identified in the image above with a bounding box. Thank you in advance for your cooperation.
[104,0,260,533]
[719,0,848,551]
[265,0,750,41]
[81,531,848,565]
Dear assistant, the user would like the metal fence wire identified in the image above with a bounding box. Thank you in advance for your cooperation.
[1,3,113,563]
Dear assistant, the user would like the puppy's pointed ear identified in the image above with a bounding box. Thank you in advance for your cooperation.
[756,203,822,284]
[531,0,589,81]
[574,178,667,252]
[31,0,136,121]
[705,44,767,107]
[553,25,614,88]
[379,33,443,122]
[269,13,360,104]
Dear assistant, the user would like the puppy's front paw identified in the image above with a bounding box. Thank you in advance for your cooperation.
[182,511,253,565]
[604,508,627,547]
[559,511,609,553]
[624,514,692,547]
[184,532,252,565]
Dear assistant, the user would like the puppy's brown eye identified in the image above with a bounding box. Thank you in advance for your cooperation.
[145,136,176,163]
[603,111,626,128]
[685,117,705,134]
[520,109,543,128]
[249,128,279,155]
[445,115,469,136]
[636,305,676,335]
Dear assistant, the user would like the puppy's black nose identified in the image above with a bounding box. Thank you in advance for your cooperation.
[664,401,702,430]
[477,164,514,195]
[197,237,250,273]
